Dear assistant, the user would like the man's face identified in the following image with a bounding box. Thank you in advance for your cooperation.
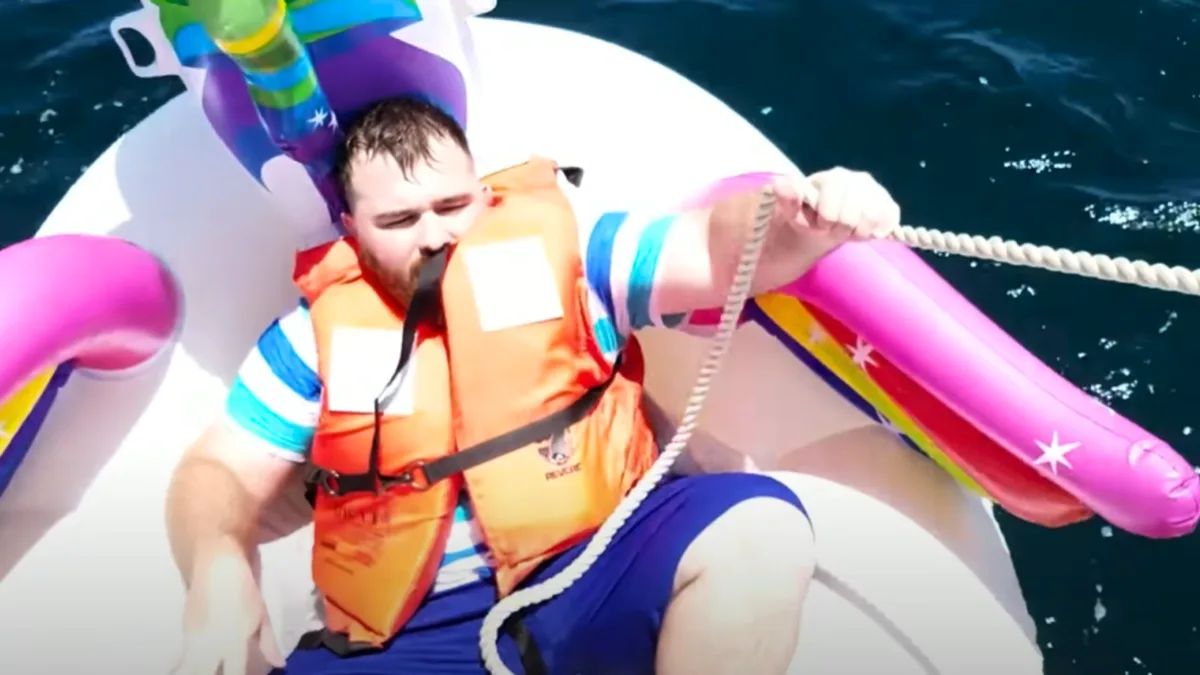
[341,135,487,304]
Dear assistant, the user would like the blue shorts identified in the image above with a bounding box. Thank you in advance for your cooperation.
[279,473,806,674]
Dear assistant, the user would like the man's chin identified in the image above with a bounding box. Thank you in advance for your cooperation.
[383,284,414,307]
[362,262,409,301]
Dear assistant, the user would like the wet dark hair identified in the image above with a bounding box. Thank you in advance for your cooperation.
[335,96,471,201]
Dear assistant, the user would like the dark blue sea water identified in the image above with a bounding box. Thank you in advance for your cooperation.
[3,0,1200,673]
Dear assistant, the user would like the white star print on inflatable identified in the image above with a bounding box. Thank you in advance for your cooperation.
[847,337,877,369]
[1034,431,1080,476]
[308,108,330,129]
[808,322,826,345]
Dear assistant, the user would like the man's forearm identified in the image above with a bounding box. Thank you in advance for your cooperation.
[705,186,812,297]
[166,452,260,585]
[625,168,898,323]
[652,185,816,319]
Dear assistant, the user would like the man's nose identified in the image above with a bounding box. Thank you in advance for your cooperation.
[418,222,457,253]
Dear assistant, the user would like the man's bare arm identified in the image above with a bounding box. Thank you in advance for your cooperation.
[166,419,300,585]
[651,186,815,318]
[651,171,900,319]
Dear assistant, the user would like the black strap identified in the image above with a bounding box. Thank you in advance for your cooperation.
[296,615,547,672]
[308,363,617,500]
[304,249,448,505]
[294,627,379,658]
[420,364,616,485]
[559,165,584,187]
[504,613,549,675]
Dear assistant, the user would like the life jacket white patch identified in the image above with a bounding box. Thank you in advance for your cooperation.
[326,326,417,416]
[460,236,564,333]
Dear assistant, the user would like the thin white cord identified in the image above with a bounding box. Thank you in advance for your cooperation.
[478,189,777,675]
[478,198,1200,674]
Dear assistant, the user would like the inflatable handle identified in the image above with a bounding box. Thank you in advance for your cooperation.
[787,240,1199,538]
[0,235,181,402]
[109,8,178,80]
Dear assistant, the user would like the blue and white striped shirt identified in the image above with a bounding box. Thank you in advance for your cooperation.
[226,180,685,595]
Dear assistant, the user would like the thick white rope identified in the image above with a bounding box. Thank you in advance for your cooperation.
[893,224,1200,296]
[477,200,1200,674]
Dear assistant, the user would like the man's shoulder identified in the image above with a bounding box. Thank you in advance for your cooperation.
[247,299,321,392]
[226,299,322,457]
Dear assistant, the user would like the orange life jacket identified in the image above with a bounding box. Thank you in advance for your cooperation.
[293,157,659,649]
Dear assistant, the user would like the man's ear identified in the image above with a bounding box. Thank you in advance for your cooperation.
[481,183,499,206]
[340,211,356,235]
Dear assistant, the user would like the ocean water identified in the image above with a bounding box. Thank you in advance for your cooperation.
[2,0,1199,673]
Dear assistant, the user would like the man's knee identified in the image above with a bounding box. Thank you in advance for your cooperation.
[706,495,815,566]
[675,479,815,590]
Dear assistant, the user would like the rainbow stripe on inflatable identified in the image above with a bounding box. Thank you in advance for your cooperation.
[686,294,1090,527]
[749,293,1098,526]
[0,366,72,497]
[750,296,986,495]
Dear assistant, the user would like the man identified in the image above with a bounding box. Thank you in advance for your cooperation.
[167,96,901,675]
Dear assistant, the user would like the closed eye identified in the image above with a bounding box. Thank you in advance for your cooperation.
[376,212,419,229]
[434,196,473,215]
[435,202,470,216]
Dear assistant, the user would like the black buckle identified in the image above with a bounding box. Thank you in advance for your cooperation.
[386,460,431,492]
[309,460,433,498]
[313,468,344,497]
[305,467,363,497]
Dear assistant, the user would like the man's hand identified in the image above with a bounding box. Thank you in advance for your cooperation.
[771,168,901,242]
[166,421,300,675]
[175,549,285,675]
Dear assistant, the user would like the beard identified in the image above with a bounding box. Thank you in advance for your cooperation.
[360,247,445,327]
[360,246,417,305]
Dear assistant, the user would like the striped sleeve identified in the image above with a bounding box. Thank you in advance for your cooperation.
[224,299,322,461]
[580,210,689,350]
